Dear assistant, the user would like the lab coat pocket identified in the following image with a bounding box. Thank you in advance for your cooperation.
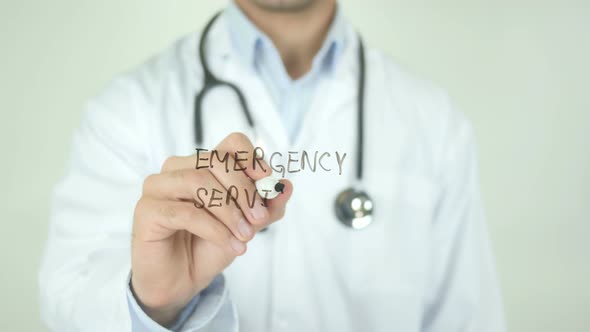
[345,171,439,301]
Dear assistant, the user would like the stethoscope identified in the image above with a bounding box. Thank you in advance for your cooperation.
[193,12,374,229]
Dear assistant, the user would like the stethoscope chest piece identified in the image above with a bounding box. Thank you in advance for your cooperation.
[334,188,374,229]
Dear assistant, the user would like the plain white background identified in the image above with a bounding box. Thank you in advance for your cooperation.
[1,0,588,331]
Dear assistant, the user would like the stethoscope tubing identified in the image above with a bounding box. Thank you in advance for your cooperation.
[193,11,366,184]
[194,12,255,146]
[193,11,374,229]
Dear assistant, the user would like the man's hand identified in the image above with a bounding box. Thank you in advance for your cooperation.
[130,132,293,326]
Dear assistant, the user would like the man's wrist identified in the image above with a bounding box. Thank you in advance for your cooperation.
[129,277,189,327]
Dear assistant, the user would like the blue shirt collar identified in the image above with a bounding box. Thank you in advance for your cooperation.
[225,1,347,74]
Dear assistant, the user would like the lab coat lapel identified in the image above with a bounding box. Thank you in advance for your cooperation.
[293,71,356,151]
[292,26,359,154]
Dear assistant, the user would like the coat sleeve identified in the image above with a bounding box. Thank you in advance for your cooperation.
[421,101,506,332]
[38,77,237,332]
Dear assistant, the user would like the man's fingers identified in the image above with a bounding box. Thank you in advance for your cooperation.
[135,198,246,255]
[153,132,292,235]
[143,169,218,201]
[143,169,258,242]
[161,132,271,182]
[214,132,271,181]
[160,155,194,172]
[142,171,292,240]
[208,153,270,228]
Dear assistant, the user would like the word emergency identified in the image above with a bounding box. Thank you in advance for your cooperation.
[192,148,347,208]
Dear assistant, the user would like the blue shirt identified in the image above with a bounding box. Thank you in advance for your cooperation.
[127,2,347,331]
[226,1,346,142]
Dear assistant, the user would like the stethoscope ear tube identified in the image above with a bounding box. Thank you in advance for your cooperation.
[194,11,254,146]
[356,37,365,182]
[194,11,221,146]
[194,81,254,146]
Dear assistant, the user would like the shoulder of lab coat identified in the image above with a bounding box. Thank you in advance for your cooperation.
[367,51,506,331]
[38,32,237,331]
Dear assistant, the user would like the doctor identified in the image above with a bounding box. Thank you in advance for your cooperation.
[39,0,505,331]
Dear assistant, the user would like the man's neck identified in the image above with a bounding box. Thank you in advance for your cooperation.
[234,0,337,79]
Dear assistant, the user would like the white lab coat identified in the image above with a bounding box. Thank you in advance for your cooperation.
[39,11,505,332]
